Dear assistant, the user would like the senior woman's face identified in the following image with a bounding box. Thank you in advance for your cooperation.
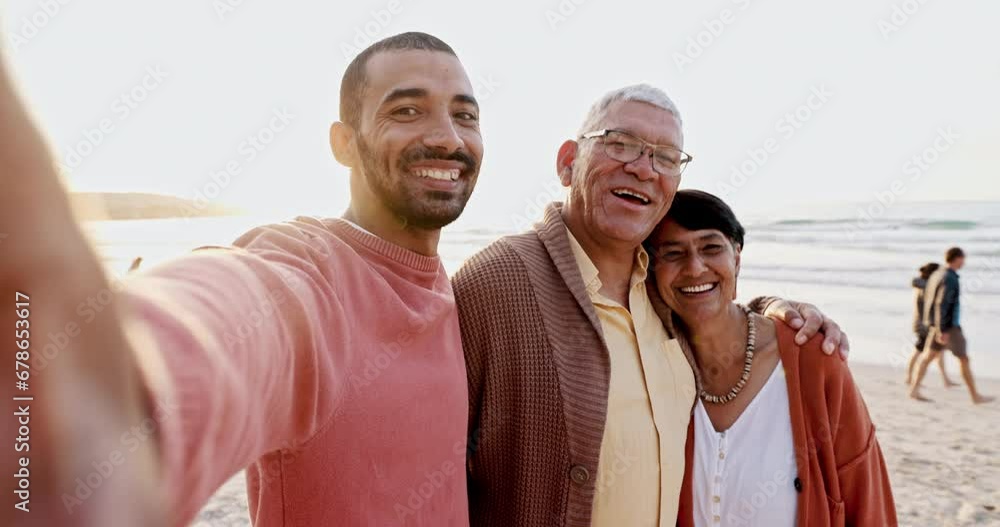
[650,218,741,324]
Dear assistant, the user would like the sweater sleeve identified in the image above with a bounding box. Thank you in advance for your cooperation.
[122,224,348,525]
[830,363,898,526]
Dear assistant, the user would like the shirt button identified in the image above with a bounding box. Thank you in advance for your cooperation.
[713,496,721,503]
[569,464,590,485]
[713,515,721,522]
[719,452,725,460]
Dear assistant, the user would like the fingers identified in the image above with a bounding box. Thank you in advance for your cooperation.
[839,332,851,360]
[794,304,825,346]
[818,318,843,356]
[763,299,804,331]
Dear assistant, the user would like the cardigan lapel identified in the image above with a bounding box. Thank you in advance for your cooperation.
[777,324,813,525]
[534,203,606,340]
[503,202,612,526]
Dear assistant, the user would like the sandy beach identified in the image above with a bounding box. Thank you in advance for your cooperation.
[192,362,1000,526]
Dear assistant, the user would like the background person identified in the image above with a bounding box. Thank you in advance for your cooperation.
[905,262,956,387]
[910,247,994,404]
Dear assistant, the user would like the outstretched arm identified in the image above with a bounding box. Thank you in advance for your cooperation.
[0,54,163,527]
[0,52,345,526]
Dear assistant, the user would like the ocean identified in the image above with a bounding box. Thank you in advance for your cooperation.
[85,200,1000,379]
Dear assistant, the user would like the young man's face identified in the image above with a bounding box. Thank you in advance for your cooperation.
[355,50,483,229]
[562,101,684,248]
[953,256,966,270]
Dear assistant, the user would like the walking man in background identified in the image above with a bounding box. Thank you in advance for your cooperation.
[905,262,956,387]
[910,247,994,404]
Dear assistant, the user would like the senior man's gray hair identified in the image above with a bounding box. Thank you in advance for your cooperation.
[576,83,683,138]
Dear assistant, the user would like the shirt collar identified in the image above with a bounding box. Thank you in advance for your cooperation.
[565,227,649,297]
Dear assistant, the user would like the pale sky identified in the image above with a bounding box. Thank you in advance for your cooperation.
[4,0,998,229]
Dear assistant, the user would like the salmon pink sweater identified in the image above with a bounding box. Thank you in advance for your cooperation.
[123,217,469,526]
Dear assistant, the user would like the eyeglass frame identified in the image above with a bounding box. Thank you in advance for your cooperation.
[578,128,694,176]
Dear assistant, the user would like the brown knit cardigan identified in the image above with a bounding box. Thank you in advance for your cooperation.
[453,203,770,527]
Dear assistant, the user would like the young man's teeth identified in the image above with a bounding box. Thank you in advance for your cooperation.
[414,168,459,181]
[681,283,715,293]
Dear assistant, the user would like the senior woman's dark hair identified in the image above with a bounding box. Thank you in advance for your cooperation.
[657,189,746,249]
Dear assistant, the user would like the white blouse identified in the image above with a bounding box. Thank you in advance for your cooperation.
[693,360,799,526]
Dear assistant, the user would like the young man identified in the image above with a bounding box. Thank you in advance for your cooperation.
[2,32,481,526]
[910,247,994,404]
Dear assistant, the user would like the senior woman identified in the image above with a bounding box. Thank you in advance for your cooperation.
[645,190,896,526]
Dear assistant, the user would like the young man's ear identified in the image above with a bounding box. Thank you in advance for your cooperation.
[330,122,358,168]
[556,140,578,187]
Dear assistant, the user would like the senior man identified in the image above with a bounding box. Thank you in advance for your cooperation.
[453,84,848,527]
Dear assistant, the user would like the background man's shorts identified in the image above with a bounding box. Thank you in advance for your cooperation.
[926,326,968,359]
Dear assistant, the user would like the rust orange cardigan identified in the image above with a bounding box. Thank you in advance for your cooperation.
[677,323,897,527]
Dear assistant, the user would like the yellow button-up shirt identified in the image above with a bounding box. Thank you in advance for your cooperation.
[567,229,697,527]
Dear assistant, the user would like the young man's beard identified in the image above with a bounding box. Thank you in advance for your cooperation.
[356,136,477,230]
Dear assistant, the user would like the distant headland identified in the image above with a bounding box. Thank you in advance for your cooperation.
[72,192,244,221]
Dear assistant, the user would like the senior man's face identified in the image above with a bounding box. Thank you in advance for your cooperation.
[563,101,683,247]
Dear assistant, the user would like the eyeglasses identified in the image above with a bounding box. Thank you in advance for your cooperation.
[579,129,693,177]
